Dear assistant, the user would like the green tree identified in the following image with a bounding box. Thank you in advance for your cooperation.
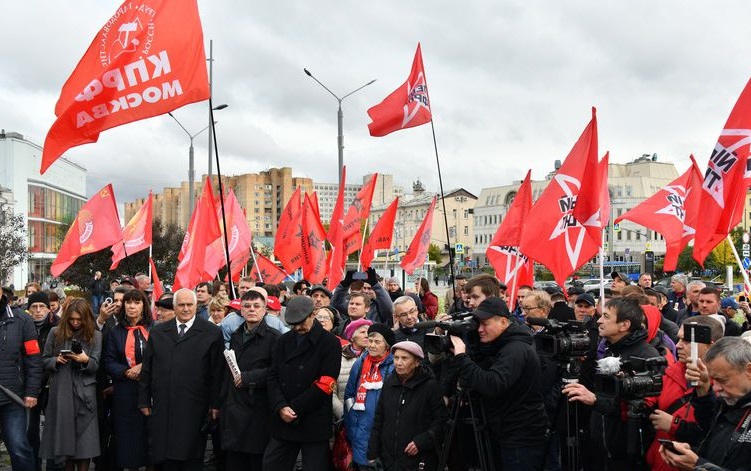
[676,244,709,274]
[0,204,28,284]
[427,243,443,264]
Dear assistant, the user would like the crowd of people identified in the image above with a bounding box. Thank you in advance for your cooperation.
[0,268,750,471]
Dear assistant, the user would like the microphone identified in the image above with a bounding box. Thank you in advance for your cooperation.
[596,356,623,375]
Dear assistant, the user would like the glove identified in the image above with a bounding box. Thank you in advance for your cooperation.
[366,267,379,286]
[341,270,354,289]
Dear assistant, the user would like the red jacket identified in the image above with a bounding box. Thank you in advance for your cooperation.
[645,361,701,471]
[420,291,439,320]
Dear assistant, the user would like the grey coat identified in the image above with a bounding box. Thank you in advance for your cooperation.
[40,328,102,460]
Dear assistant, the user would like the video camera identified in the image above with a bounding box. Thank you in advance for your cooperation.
[416,312,477,355]
[527,318,591,361]
[596,356,667,400]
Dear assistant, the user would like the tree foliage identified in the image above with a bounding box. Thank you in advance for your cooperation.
[428,243,443,264]
[0,205,28,285]
[56,218,185,291]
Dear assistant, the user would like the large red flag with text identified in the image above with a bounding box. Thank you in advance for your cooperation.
[693,77,751,265]
[274,188,303,274]
[486,171,534,310]
[368,43,431,137]
[204,190,252,279]
[519,110,602,287]
[343,174,378,255]
[326,167,347,289]
[173,178,221,290]
[301,193,327,283]
[110,192,153,269]
[401,197,436,275]
[617,157,703,271]
[361,198,399,270]
[52,184,122,277]
[250,252,289,285]
[41,0,210,173]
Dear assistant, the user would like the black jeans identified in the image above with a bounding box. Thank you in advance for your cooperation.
[262,438,331,471]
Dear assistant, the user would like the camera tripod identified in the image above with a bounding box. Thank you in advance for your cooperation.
[437,387,495,471]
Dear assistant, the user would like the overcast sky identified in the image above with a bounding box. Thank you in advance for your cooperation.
[2,1,750,206]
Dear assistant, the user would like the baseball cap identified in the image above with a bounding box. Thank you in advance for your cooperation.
[267,296,282,311]
[472,297,511,320]
[721,297,739,310]
[575,293,596,307]
[309,285,332,298]
[611,271,630,284]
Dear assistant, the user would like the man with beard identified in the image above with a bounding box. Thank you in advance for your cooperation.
[660,337,751,470]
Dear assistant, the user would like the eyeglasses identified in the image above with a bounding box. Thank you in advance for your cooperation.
[315,315,332,322]
[396,307,418,318]
[521,305,542,313]
[242,303,264,309]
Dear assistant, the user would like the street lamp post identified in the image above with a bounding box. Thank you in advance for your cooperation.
[303,68,375,185]
[168,105,227,217]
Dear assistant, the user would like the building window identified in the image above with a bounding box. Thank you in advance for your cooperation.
[464,226,468,236]
[464,210,469,219]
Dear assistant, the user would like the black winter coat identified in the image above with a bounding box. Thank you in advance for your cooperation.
[138,317,224,462]
[587,329,660,469]
[0,306,42,405]
[220,318,280,454]
[450,322,550,448]
[693,389,751,471]
[367,366,447,471]
[267,320,342,442]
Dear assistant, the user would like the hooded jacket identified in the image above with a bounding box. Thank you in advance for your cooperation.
[367,366,448,471]
[452,321,550,448]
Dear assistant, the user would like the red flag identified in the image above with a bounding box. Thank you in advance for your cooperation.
[343,173,378,255]
[41,0,210,173]
[486,171,534,311]
[274,187,303,274]
[326,167,348,289]
[149,257,163,319]
[693,77,751,264]
[51,184,121,277]
[301,193,327,284]
[598,153,611,229]
[519,110,602,287]
[568,108,601,241]
[250,251,289,285]
[173,178,221,290]
[361,198,399,270]
[110,192,153,269]
[616,157,703,271]
[204,190,252,278]
[227,251,251,283]
[368,43,431,137]
[401,197,436,275]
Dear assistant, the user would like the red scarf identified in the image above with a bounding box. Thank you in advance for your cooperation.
[125,326,149,368]
[353,353,386,411]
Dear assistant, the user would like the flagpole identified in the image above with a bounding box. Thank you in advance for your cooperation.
[357,219,370,271]
[148,245,153,279]
[599,230,606,312]
[121,241,134,275]
[509,253,519,311]
[251,249,264,283]
[726,235,751,293]
[209,98,236,300]
[429,120,456,296]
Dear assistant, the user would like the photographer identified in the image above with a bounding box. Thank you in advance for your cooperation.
[659,336,751,471]
[563,297,660,471]
[332,269,393,325]
[646,316,723,471]
[448,297,550,470]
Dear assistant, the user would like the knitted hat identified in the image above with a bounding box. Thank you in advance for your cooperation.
[344,319,373,340]
[27,291,50,309]
[391,340,424,360]
[368,323,396,347]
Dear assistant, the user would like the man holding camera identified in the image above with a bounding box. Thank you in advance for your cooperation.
[563,297,661,471]
[448,296,549,470]
[332,268,393,325]
[659,336,751,470]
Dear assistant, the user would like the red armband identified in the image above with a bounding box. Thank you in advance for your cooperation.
[24,339,40,355]
[314,376,336,395]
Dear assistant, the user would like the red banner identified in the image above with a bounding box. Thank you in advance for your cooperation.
[301,193,327,284]
[326,167,347,289]
[52,184,121,277]
[368,43,432,137]
[111,192,153,269]
[274,187,303,274]
[250,252,288,285]
[204,189,252,279]
[41,0,210,173]
[361,198,399,270]
[343,173,378,255]
[401,197,436,275]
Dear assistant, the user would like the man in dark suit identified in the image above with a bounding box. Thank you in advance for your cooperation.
[139,288,224,471]
[263,296,342,470]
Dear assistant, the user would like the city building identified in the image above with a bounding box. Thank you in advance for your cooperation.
[473,154,679,271]
[0,131,87,288]
[368,181,476,268]
[314,181,362,222]
[125,167,313,239]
